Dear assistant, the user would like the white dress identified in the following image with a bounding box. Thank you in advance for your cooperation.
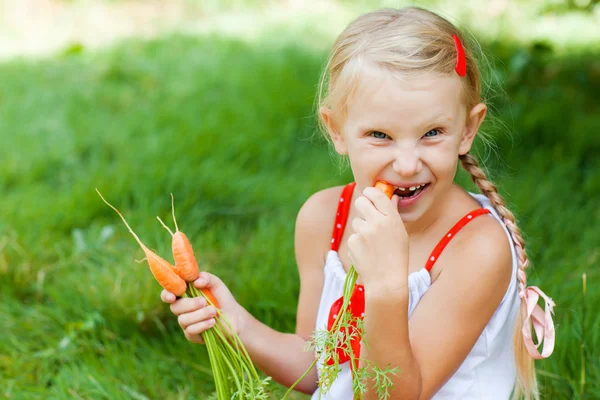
[310,193,520,400]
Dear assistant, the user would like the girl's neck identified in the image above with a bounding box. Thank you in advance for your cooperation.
[403,184,464,238]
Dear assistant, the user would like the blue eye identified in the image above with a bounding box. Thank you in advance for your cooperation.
[424,129,440,138]
[371,131,388,139]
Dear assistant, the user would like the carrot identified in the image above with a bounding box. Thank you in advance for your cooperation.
[157,194,220,308]
[375,180,395,199]
[97,191,266,399]
[156,197,199,282]
[96,189,187,296]
[143,250,187,296]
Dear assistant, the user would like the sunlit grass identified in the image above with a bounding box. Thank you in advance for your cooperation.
[1,2,599,398]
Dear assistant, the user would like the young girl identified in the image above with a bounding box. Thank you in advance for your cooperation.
[161,6,555,399]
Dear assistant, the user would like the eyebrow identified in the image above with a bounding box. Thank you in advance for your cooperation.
[358,113,453,132]
[429,113,454,123]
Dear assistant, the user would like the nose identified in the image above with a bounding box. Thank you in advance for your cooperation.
[392,144,422,177]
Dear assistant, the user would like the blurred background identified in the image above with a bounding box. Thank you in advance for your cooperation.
[1,0,598,398]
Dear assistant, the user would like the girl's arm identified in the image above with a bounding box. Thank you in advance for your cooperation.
[236,312,318,393]
[166,187,337,394]
[360,216,512,400]
[239,187,337,393]
[179,270,319,394]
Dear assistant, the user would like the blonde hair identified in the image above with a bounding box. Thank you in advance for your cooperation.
[317,7,538,399]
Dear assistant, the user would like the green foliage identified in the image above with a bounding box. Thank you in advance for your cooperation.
[1,7,599,399]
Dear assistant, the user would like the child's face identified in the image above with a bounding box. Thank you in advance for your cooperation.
[321,69,486,223]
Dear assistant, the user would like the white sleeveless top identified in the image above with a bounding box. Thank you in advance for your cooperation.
[311,189,520,400]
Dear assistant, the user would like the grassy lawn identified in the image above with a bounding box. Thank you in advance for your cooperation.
[1,1,599,399]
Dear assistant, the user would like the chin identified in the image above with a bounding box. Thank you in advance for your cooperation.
[397,210,421,223]
[394,185,434,221]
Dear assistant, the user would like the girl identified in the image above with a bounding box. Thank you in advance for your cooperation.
[161,6,555,399]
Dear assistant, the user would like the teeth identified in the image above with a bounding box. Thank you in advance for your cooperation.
[395,184,426,191]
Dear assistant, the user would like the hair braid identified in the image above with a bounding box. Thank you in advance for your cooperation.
[459,153,538,400]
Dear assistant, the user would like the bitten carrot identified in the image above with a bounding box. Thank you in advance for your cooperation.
[96,189,187,296]
[157,194,220,308]
[375,180,395,199]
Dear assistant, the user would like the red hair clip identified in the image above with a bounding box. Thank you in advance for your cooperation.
[452,34,466,77]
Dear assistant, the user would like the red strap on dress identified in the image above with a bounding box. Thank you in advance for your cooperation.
[424,208,491,271]
[330,182,356,251]
[326,182,492,371]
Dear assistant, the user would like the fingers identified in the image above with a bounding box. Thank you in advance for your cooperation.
[171,298,218,344]
[354,195,381,220]
[162,273,227,345]
[161,290,177,304]
[391,194,400,209]
[193,271,222,291]
[183,315,217,336]
[170,296,207,316]
[179,305,218,344]
[357,187,397,217]
[183,320,214,344]
[177,305,218,332]
[351,216,367,236]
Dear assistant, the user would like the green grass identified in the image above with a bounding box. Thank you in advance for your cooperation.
[1,9,599,400]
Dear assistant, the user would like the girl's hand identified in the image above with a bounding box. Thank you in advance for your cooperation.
[348,186,409,290]
[161,271,247,344]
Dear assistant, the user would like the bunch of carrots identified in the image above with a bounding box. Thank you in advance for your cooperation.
[96,190,270,399]
[284,181,398,400]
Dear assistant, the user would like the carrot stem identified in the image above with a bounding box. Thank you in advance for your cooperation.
[156,216,175,237]
[282,357,319,399]
[97,189,266,398]
[189,284,261,397]
[96,189,151,253]
[170,193,180,232]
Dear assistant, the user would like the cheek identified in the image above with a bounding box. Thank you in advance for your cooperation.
[422,146,459,174]
[348,142,382,165]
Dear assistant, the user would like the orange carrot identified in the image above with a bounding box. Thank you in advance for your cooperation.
[96,189,187,296]
[374,180,395,199]
[157,218,199,282]
[157,194,220,308]
[143,250,187,296]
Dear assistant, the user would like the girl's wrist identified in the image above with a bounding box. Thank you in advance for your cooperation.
[235,303,255,344]
[363,274,409,299]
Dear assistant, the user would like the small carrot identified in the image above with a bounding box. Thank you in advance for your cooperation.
[156,196,199,282]
[143,250,187,296]
[374,180,395,199]
[157,194,220,308]
[96,189,187,296]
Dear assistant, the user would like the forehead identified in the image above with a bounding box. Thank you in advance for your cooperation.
[345,67,464,130]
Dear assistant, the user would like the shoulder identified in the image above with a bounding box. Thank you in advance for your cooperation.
[460,211,513,266]
[441,210,514,295]
[295,185,346,234]
[294,185,346,258]
[408,210,517,397]
[293,185,346,339]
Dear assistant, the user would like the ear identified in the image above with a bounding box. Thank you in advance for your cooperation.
[319,106,348,155]
[459,103,487,155]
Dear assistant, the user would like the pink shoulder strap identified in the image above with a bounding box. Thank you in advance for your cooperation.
[425,208,491,271]
[330,182,356,252]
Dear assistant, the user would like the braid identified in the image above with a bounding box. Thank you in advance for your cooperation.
[459,154,529,286]
[459,153,538,400]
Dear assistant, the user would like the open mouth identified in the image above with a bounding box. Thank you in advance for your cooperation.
[394,183,430,199]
